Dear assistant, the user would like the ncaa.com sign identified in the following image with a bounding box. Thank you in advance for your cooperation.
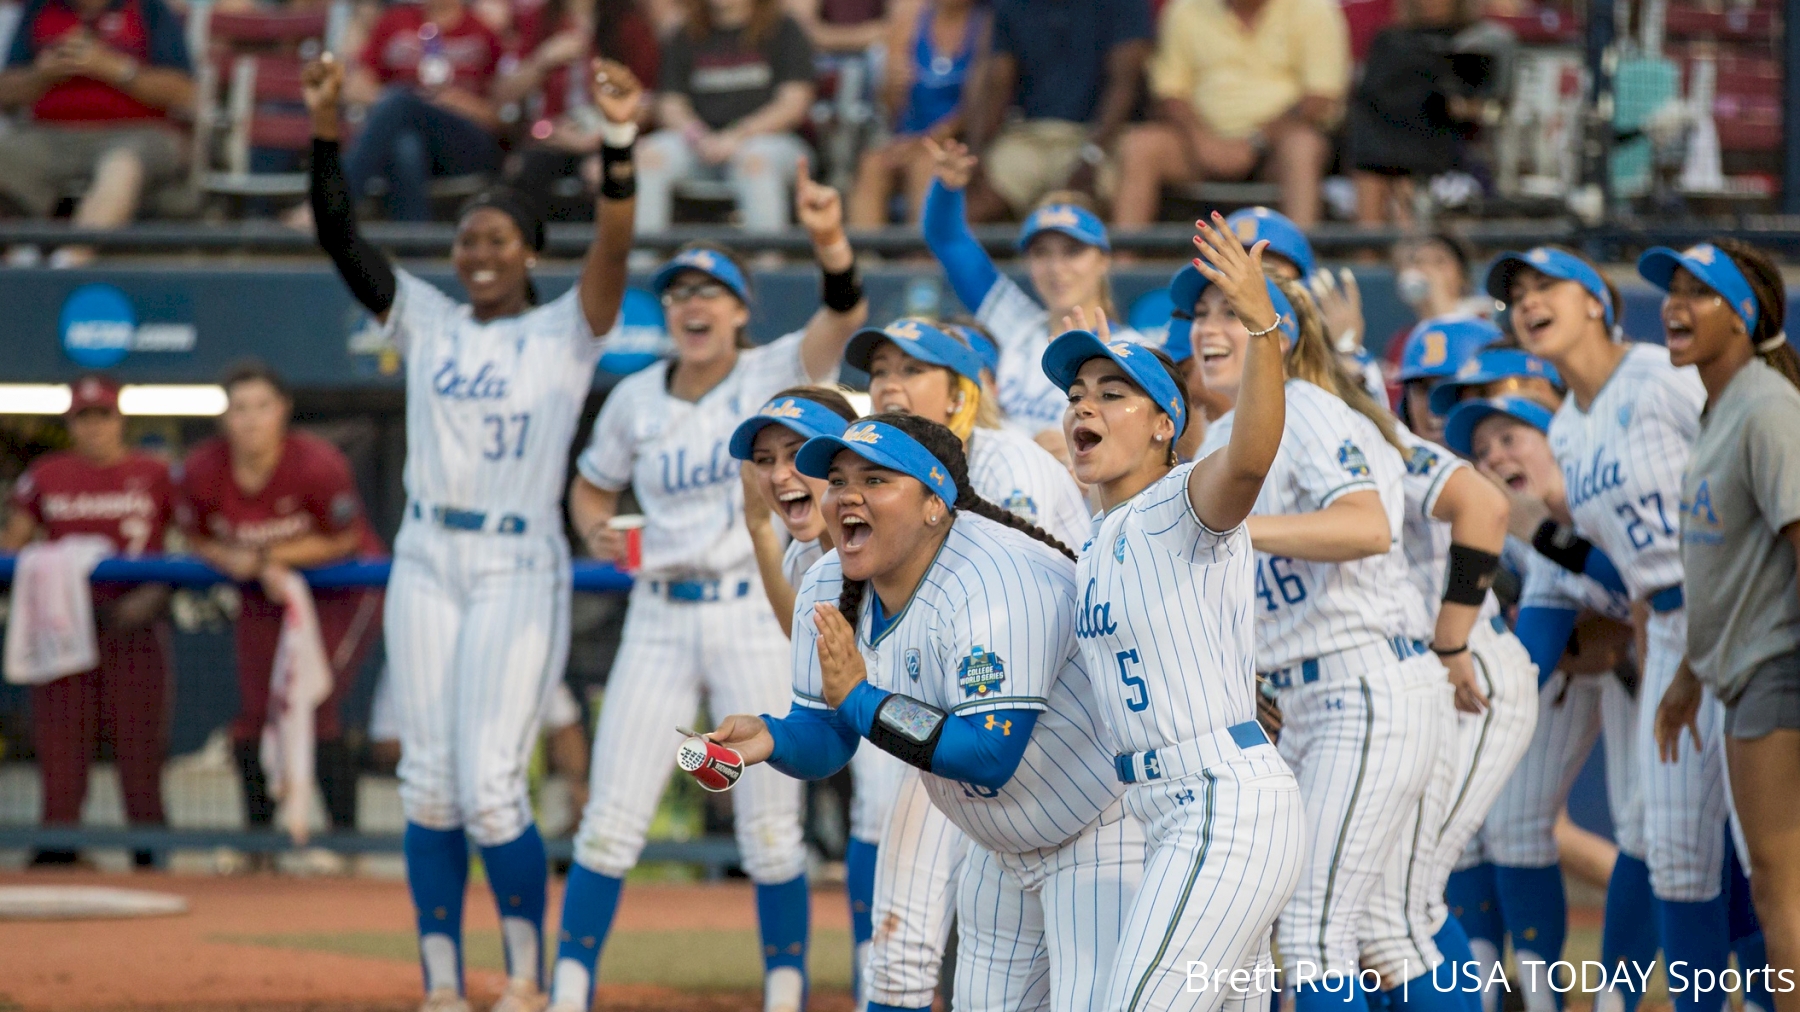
[59,283,196,369]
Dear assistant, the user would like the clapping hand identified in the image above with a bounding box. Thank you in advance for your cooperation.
[815,603,868,707]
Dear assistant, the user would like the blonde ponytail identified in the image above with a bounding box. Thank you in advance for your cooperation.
[1277,279,1407,454]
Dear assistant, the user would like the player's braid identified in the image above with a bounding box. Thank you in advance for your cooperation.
[959,495,1077,562]
[1713,238,1800,393]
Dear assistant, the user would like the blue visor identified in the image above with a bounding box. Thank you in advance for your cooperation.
[944,324,1000,375]
[1427,348,1563,417]
[1226,207,1316,278]
[846,319,986,384]
[1444,395,1555,457]
[1397,315,1504,382]
[1041,330,1188,437]
[1637,244,1759,334]
[1484,247,1612,328]
[796,420,958,504]
[1017,203,1110,251]
[652,247,752,304]
[1167,264,1300,348]
[728,396,852,461]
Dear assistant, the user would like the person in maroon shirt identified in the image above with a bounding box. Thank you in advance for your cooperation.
[0,0,194,266]
[2,375,175,868]
[177,361,385,839]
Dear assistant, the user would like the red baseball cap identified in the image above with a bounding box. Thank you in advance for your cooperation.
[67,375,121,415]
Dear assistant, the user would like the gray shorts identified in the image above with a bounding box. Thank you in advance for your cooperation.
[1722,650,1800,740]
[0,123,186,217]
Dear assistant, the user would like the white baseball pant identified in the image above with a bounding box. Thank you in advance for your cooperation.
[1637,609,1730,903]
[864,764,968,1009]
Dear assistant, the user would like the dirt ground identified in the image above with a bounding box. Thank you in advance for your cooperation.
[0,872,855,1012]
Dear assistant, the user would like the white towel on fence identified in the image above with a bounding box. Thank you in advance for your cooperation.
[4,536,113,686]
[259,570,333,845]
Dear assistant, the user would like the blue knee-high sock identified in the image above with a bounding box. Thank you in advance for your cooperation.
[1367,981,1393,1012]
[1658,893,1732,1012]
[1432,918,1483,1012]
[1383,960,1474,1012]
[480,826,548,988]
[1447,865,1505,959]
[756,874,811,974]
[405,823,470,996]
[1602,854,1658,1012]
[551,864,624,1007]
[1725,846,1773,1012]
[1494,864,1569,1009]
[846,838,877,1000]
[1295,977,1370,1012]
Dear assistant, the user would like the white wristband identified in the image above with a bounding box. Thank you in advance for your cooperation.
[601,119,639,148]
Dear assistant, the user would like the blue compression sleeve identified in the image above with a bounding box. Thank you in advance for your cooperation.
[922,181,1001,313]
[1515,606,1578,688]
[839,681,1038,790]
[1582,547,1628,596]
[765,704,860,781]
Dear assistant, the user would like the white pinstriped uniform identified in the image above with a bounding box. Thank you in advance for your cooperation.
[791,513,1142,1012]
[568,331,828,884]
[381,271,612,847]
[1199,379,1450,982]
[1361,431,1539,981]
[1547,343,1723,903]
[849,425,1090,1009]
[1464,548,1644,870]
[977,277,1147,436]
[1071,463,1305,1012]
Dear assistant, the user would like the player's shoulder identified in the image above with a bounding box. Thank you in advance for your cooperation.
[972,424,1060,473]
[178,436,231,483]
[937,512,1076,593]
[394,269,461,319]
[979,274,1046,332]
[605,361,673,405]
[285,431,352,470]
[122,450,175,483]
[795,548,846,605]
[1396,427,1455,480]
[22,449,82,480]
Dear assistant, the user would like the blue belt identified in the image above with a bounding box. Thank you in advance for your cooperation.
[1259,637,1429,688]
[1114,721,1269,784]
[647,578,753,603]
[1649,584,1684,613]
[411,501,528,535]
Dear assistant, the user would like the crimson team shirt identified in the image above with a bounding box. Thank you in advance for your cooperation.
[4,0,193,123]
[10,450,176,602]
[362,5,502,94]
[177,433,382,568]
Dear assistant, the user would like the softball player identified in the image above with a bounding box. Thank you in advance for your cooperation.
[304,54,643,1012]
[1191,265,1454,1012]
[1392,316,1503,445]
[843,317,1092,1009]
[1043,216,1305,1012]
[920,139,1146,452]
[1488,247,1732,1012]
[1442,395,1648,1012]
[552,180,869,1012]
[711,412,1142,1012]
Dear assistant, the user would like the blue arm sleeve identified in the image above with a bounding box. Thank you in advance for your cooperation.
[1515,606,1579,689]
[922,181,1001,313]
[1582,547,1629,597]
[764,703,860,781]
[838,682,1038,790]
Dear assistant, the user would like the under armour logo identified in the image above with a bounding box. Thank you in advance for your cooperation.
[984,714,1012,736]
[1175,789,1195,805]
[930,466,945,483]
[1142,751,1162,780]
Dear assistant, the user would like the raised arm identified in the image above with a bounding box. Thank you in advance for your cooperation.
[1186,215,1284,532]
[794,158,869,380]
[303,55,397,322]
[1246,492,1391,561]
[579,59,645,338]
[1428,465,1509,712]
[921,139,1002,313]
[742,468,799,638]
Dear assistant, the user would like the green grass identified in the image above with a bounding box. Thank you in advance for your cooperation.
[213,928,854,993]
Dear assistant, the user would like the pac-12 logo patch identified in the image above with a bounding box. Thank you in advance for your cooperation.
[1337,440,1371,477]
[1113,533,1127,562]
[904,648,922,682]
[958,647,1006,698]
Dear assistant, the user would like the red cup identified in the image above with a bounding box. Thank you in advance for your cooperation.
[675,735,744,793]
[608,514,646,573]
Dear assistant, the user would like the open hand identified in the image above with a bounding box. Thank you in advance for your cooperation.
[1309,267,1365,354]
[1654,660,1704,763]
[589,58,644,126]
[1059,304,1113,342]
[923,137,977,191]
[1192,212,1278,336]
[1442,650,1489,714]
[707,714,776,765]
[814,602,867,707]
[742,465,775,537]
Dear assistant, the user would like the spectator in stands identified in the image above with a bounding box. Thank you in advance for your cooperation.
[0,0,194,267]
[785,0,889,52]
[847,0,988,226]
[638,0,815,234]
[499,0,659,221]
[178,361,384,852]
[960,0,1150,222]
[338,0,503,222]
[1110,0,1349,229]
[3,376,175,869]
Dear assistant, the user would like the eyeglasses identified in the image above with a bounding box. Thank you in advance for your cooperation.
[661,282,730,306]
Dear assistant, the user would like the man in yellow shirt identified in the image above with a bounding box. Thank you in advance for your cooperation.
[1110,0,1350,228]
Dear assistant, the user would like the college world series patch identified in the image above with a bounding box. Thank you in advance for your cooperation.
[958,647,1006,698]
[1338,440,1371,477]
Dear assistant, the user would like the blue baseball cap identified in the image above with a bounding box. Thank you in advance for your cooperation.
[1017,203,1110,252]
[1443,395,1555,457]
[728,395,852,461]
[1226,207,1316,278]
[944,324,1000,375]
[1396,315,1504,383]
[1484,247,1613,328]
[652,247,752,304]
[1166,263,1300,349]
[846,319,986,384]
[796,419,958,505]
[1637,243,1759,334]
[1427,348,1563,417]
[1041,330,1189,437]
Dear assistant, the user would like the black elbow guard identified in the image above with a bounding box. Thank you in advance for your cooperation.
[867,694,945,771]
[1443,544,1502,606]
[1531,519,1595,575]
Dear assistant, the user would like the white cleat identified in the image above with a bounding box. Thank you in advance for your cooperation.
[420,988,472,1012]
[489,977,549,1012]
[545,1004,587,1012]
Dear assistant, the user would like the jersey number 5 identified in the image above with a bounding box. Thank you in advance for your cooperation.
[482,413,531,460]
[1116,649,1149,712]
[1255,556,1307,612]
